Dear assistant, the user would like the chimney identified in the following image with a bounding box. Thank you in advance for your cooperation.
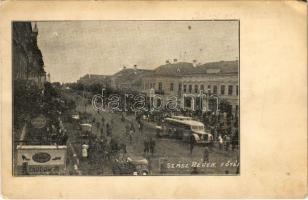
[193,59,197,67]
[134,64,137,70]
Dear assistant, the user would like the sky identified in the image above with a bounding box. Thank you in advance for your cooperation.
[37,21,239,83]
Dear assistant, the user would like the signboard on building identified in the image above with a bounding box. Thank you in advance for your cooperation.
[16,145,67,175]
[30,115,47,129]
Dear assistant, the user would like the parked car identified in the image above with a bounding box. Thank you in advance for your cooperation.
[112,155,150,175]
[155,116,213,145]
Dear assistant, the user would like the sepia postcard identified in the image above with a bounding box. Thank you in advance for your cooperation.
[0,1,307,199]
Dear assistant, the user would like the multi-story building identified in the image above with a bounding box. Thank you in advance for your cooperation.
[13,22,47,87]
[77,74,111,88]
[142,60,239,115]
[142,62,194,96]
[181,60,239,115]
[110,66,152,92]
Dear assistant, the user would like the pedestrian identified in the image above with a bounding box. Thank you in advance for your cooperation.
[61,132,68,145]
[96,122,100,132]
[144,137,149,155]
[110,138,119,155]
[224,134,231,151]
[189,134,195,155]
[100,127,104,138]
[191,167,199,174]
[232,130,239,151]
[218,134,223,150]
[149,137,156,156]
[107,125,112,137]
[125,123,130,134]
[130,123,135,132]
[129,129,134,144]
[203,147,210,162]
[138,121,143,134]
[119,143,127,154]
[208,134,214,150]
[81,142,89,159]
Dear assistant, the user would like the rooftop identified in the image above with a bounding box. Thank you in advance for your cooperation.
[145,60,238,77]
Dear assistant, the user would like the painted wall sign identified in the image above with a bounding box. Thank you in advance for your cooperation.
[17,145,67,166]
[31,115,47,129]
[32,152,51,163]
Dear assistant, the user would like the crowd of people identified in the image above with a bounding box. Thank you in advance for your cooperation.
[74,110,156,175]
[67,91,239,175]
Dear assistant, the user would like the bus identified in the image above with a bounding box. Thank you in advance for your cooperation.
[156,116,213,144]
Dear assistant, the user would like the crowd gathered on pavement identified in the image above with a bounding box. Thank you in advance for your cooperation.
[56,88,240,175]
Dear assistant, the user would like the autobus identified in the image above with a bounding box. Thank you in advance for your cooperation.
[156,116,213,144]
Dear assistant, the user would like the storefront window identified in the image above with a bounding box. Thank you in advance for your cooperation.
[213,85,217,94]
[170,83,174,91]
[200,84,204,91]
[221,85,225,95]
[194,85,198,93]
[158,82,162,90]
[228,85,233,95]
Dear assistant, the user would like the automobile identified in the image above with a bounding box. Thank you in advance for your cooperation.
[112,155,150,175]
[155,116,213,145]
[71,114,80,120]
[171,115,192,121]
[80,123,92,132]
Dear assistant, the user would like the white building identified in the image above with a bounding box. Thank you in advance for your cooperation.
[142,60,239,116]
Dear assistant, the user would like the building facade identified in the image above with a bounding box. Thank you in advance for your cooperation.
[142,60,239,115]
[181,73,239,115]
[110,66,152,92]
[77,74,111,88]
[13,22,47,87]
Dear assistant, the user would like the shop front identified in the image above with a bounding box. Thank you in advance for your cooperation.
[16,145,67,175]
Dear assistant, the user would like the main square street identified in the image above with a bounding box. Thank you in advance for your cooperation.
[12,22,239,176]
[61,90,239,176]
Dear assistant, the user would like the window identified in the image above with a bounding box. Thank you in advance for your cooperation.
[194,85,198,93]
[178,83,182,91]
[188,85,192,93]
[200,84,204,92]
[183,85,187,93]
[158,82,162,90]
[213,85,217,94]
[236,85,239,96]
[228,85,233,95]
[170,83,174,91]
[221,85,225,95]
[207,85,211,93]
